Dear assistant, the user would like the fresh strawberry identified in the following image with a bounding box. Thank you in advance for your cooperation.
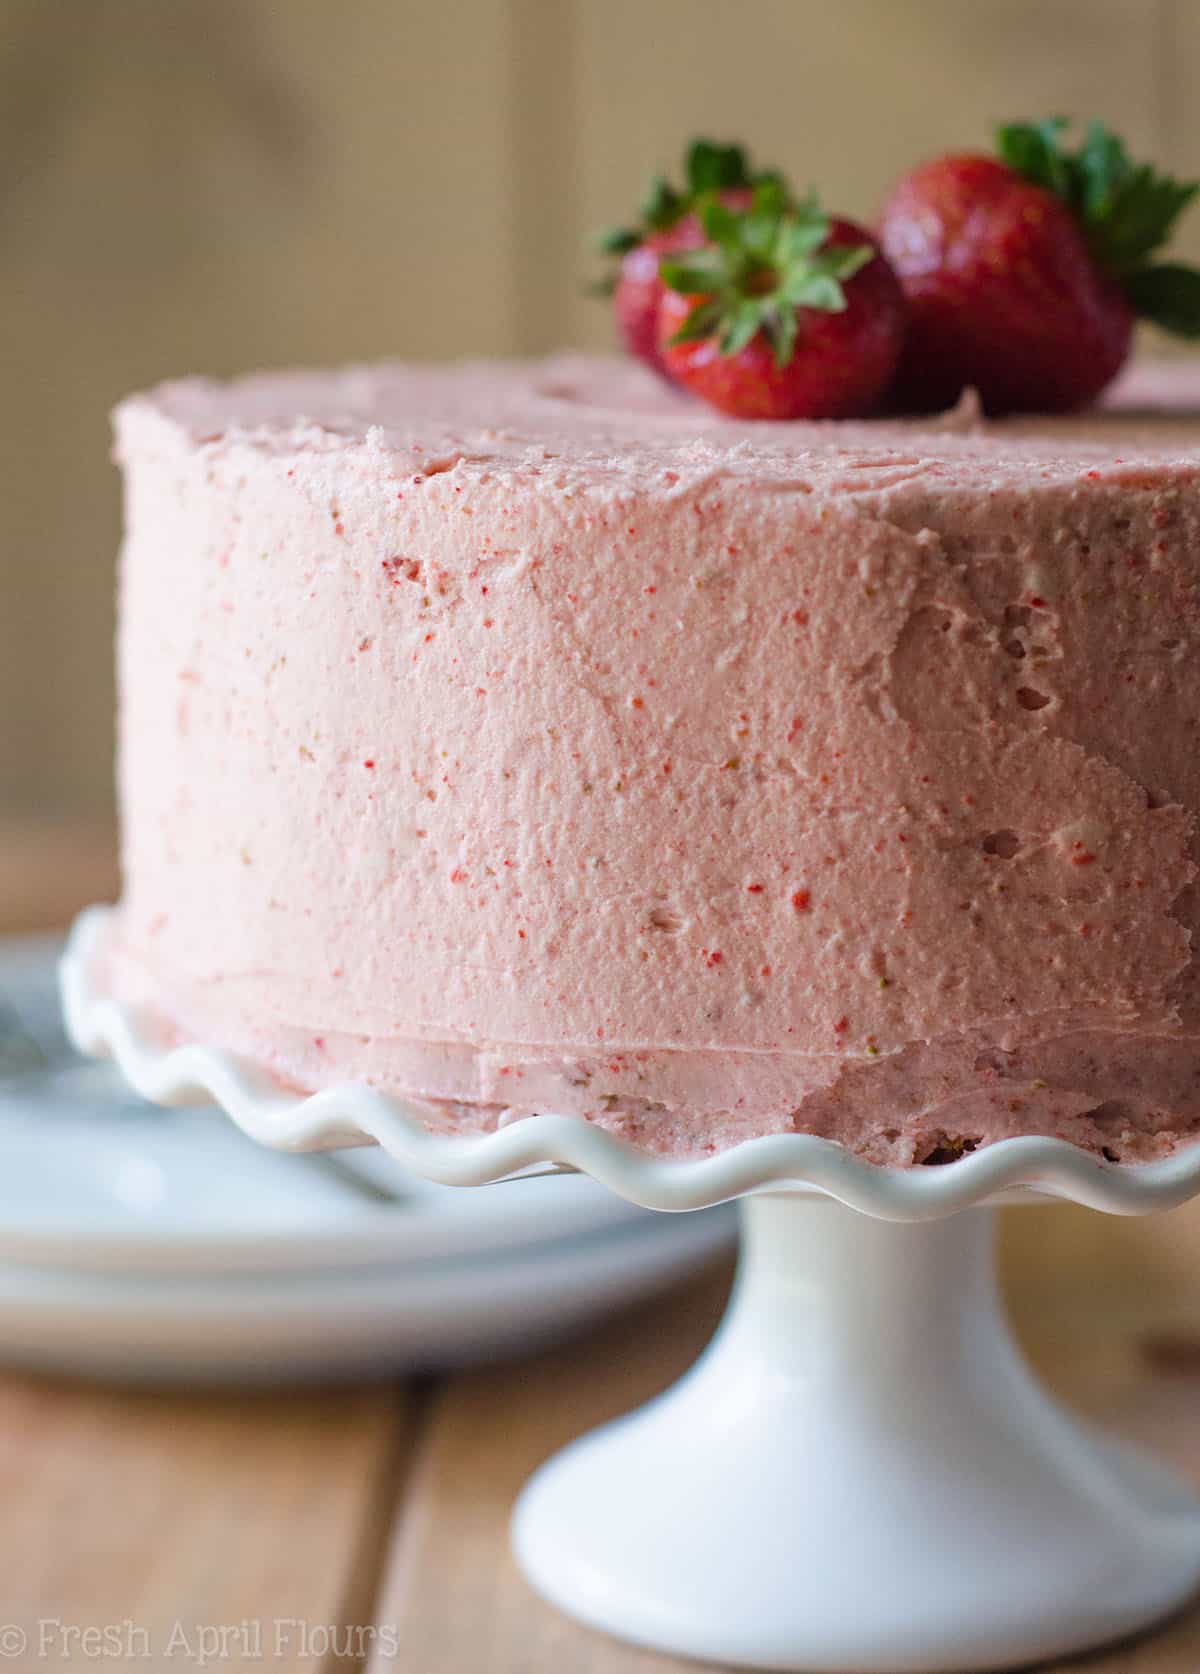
[879,119,1200,413]
[596,139,789,376]
[656,188,906,420]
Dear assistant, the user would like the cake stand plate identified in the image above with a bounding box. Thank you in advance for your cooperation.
[62,908,1200,1673]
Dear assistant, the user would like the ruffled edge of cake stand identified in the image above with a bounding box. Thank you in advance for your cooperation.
[61,907,1200,1221]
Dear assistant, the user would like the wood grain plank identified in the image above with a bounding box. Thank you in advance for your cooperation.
[367,1267,734,1673]
[0,1375,412,1673]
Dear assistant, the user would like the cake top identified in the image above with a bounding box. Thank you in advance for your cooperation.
[115,354,1200,500]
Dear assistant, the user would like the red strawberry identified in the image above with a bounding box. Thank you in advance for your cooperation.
[614,191,751,372]
[597,139,790,377]
[656,191,906,421]
[879,119,1200,414]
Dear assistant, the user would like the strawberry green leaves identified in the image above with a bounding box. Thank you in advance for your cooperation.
[1123,265,1200,338]
[594,138,780,262]
[995,118,1196,272]
[995,118,1200,335]
[685,139,761,198]
[659,189,873,369]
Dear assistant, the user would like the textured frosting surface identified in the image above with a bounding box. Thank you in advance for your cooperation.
[110,355,1200,1162]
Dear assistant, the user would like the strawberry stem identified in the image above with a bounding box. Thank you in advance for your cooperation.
[591,137,791,288]
[659,186,872,369]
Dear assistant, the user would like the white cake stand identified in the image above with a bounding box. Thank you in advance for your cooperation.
[62,907,1200,1673]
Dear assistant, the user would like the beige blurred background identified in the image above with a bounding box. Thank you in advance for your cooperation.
[4,0,1200,851]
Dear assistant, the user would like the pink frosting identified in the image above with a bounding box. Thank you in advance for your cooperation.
[108,354,1200,1163]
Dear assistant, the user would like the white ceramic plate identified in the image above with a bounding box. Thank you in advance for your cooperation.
[0,1207,732,1385]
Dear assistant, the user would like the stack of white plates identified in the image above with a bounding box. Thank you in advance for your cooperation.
[0,937,733,1385]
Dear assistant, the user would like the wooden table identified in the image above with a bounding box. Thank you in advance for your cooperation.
[3,824,1200,1671]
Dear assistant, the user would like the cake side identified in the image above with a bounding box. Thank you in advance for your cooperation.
[108,355,1200,1162]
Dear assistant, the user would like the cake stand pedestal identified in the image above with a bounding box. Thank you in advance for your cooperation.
[62,907,1200,1674]
[516,1194,1200,1672]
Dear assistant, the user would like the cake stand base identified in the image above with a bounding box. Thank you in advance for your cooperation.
[513,1194,1200,1673]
